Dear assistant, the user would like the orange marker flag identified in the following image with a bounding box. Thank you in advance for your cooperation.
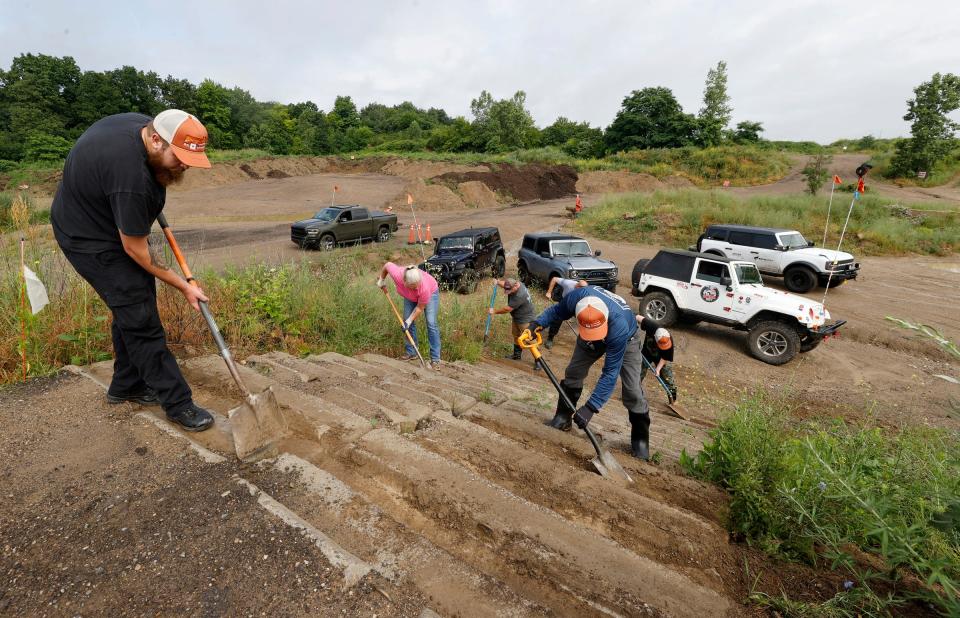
[833,175,842,185]
[407,194,413,205]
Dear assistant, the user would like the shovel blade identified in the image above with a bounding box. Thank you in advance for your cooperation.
[666,401,690,420]
[228,387,288,461]
[592,450,633,484]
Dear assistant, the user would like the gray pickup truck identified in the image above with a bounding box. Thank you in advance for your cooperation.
[517,232,619,291]
[291,205,399,250]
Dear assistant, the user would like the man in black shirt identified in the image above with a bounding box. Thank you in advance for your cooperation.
[51,110,215,431]
[636,315,677,399]
[488,278,536,360]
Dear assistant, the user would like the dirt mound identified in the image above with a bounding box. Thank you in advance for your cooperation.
[436,163,578,202]
[385,178,466,212]
[457,180,501,209]
[380,158,488,181]
[239,164,261,179]
[265,169,290,179]
[576,170,665,194]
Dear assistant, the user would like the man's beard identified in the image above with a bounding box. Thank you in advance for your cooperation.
[147,149,186,187]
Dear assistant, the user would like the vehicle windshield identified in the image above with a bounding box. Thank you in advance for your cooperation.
[312,208,340,222]
[735,264,763,284]
[437,236,474,252]
[778,232,808,249]
[551,240,592,257]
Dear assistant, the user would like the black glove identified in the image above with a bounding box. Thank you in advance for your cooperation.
[528,320,543,334]
[573,402,596,429]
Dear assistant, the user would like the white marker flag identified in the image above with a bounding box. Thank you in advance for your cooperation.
[23,265,49,314]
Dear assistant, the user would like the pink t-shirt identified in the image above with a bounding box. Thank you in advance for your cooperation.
[385,262,439,305]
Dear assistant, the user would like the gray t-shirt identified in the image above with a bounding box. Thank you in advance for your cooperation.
[507,282,536,323]
[557,278,579,297]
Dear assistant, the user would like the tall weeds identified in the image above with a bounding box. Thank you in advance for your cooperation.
[683,393,960,615]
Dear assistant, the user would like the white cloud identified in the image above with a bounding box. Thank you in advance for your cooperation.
[2,0,958,141]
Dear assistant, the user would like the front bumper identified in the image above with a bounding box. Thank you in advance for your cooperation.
[810,319,846,338]
[821,262,860,282]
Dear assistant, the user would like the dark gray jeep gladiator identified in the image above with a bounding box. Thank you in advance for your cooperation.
[291,205,399,250]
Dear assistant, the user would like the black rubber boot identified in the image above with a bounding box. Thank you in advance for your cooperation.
[629,412,651,461]
[544,337,554,350]
[505,344,522,360]
[107,386,160,406]
[547,380,582,431]
[166,403,215,432]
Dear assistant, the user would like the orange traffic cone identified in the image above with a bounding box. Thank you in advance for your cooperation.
[424,223,433,244]
[407,224,415,244]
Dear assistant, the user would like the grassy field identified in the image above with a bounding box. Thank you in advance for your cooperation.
[574,189,960,256]
[684,392,960,615]
[0,237,537,385]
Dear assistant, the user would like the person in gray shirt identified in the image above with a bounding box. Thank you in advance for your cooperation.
[488,278,536,360]
[543,276,587,348]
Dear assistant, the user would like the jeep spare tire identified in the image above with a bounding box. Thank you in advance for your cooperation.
[639,291,678,326]
[631,259,650,295]
[748,321,800,365]
[784,266,817,293]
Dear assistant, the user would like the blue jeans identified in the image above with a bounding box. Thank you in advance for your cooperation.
[403,291,441,362]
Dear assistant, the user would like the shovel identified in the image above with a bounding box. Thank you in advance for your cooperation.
[156,213,288,460]
[482,282,498,343]
[517,328,633,483]
[639,353,688,420]
[381,288,427,368]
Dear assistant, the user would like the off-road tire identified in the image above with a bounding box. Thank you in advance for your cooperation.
[517,262,532,286]
[457,268,478,295]
[319,233,336,251]
[784,266,817,293]
[639,291,678,327]
[799,331,822,353]
[493,255,506,278]
[631,259,650,296]
[748,321,800,365]
[376,226,391,243]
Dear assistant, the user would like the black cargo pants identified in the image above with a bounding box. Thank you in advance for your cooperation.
[62,249,193,414]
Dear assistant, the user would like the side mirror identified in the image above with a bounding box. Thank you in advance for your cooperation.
[594,250,602,256]
[720,275,732,288]
[807,240,815,247]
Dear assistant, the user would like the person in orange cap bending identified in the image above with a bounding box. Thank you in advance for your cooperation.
[527,286,652,460]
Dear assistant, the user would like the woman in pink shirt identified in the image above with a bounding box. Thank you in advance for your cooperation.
[377,262,442,368]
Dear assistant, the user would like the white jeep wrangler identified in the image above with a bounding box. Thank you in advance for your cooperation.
[634,249,845,365]
[691,224,860,293]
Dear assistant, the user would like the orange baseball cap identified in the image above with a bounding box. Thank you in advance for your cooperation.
[575,296,609,341]
[153,109,211,168]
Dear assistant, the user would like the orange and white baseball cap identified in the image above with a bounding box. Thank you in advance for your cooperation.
[153,109,211,168]
[575,296,609,341]
[655,328,672,350]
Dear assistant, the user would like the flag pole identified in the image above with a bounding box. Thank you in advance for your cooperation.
[822,178,837,247]
[19,236,28,381]
[407,194,426,263]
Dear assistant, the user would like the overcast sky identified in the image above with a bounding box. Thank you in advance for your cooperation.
[3,0,959,142]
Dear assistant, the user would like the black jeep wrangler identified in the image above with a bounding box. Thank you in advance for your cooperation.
[421,227,506,294]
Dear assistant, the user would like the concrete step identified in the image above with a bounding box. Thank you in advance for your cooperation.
[267,454,550,617]
[360,354,506,407]
[346,428,733,617]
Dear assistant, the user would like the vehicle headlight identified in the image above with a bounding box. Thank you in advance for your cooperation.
[825,259,837,271]
[306,229,319,235]
[569,270,579,278]
[453,262,466,270]
[610,267,618,278]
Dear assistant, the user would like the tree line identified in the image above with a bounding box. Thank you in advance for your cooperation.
[1,53,956,178]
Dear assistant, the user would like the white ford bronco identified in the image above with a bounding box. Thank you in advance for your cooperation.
[634,249,845,365]
[690,224,860,293]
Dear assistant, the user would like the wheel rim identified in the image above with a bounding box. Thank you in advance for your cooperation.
[757,331,788,356]
[321,237,334,250]
[378,230,389,242]
[646,299,667,321]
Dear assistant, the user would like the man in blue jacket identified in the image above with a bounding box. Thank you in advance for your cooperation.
[529,286,651,460]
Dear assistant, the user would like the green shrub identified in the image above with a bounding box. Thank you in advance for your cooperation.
[682,393,960,614]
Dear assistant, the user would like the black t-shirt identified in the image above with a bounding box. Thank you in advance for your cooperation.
[51,113,165,253]
[640,319,674,362]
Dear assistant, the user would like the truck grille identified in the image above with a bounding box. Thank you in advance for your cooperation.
[291,228,307,243]
[580,269,616,280]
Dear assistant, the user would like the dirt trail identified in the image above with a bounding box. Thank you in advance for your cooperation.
[32,348,871,615]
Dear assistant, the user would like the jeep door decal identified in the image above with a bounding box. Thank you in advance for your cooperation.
[701,286,720,302]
